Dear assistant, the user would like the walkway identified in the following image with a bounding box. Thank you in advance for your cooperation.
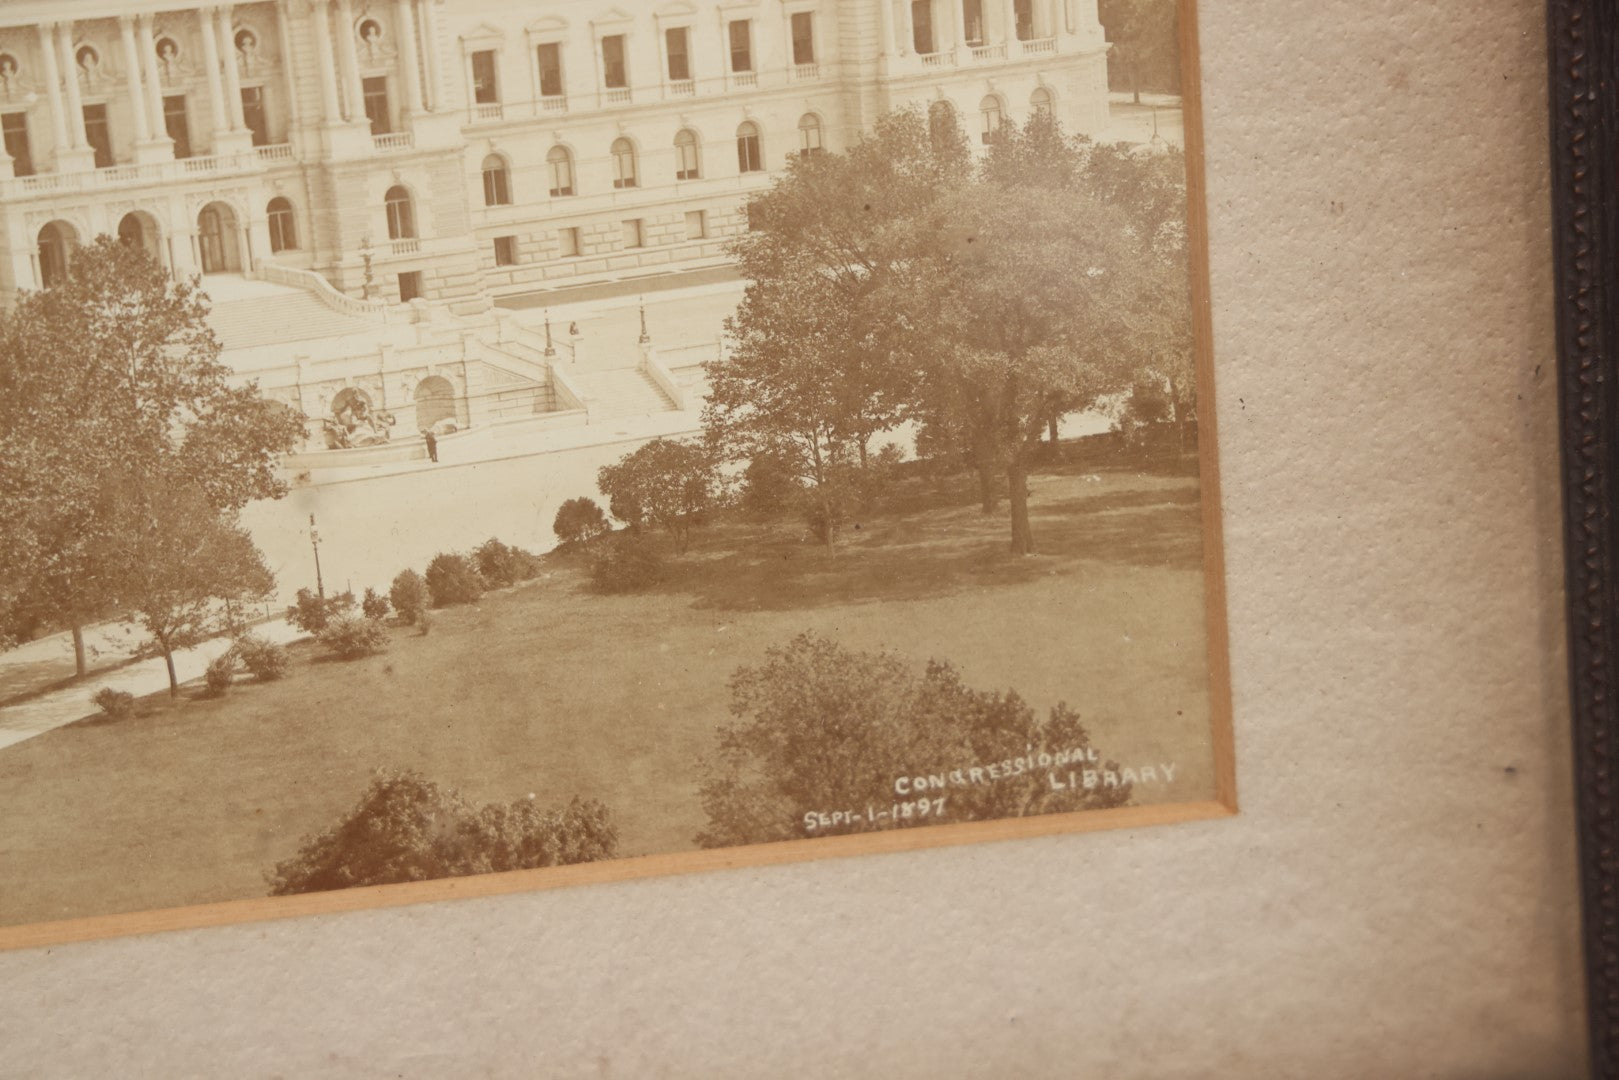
[0,619,305,752]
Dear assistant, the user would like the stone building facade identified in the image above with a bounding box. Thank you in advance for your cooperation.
[0,0,1109,313]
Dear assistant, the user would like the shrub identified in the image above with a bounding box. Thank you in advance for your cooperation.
[266,769,618,895]
[474,538,543,588]
[588,532,666,594]
[740,452,801,519]
[695,633,1133,849]
[236,635,290,682]
[597,437,720,551]
[286,587,355,634]
[553,496,610,546]
[317,614,389,660]
[361,587,391,621]
[425,552,485,607]
[389,569,429,625]
[204,652,236,697]
[92,687,135,720]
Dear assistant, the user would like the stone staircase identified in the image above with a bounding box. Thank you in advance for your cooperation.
[208,290,387,351]
[571,367,679,419]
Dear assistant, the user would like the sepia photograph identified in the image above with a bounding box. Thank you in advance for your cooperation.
[0,0,1229,944]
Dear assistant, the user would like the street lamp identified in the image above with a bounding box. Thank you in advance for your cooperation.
[309,513,325,600]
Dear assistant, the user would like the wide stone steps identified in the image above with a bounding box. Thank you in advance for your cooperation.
[209,292,384,351]
[570,368,677,418]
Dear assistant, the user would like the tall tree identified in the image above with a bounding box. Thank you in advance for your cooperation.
[0,236,302,673]
[114,483,275,696]
[703,109,966,543]
[1097,0,1181,102]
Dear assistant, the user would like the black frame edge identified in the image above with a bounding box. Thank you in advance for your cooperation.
[1549,0,1619,1074]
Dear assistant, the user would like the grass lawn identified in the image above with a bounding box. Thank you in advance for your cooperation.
[0,459,1218,928]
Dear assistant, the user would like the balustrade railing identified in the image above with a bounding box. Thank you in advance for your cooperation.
[256,143,295,162]
[602,86,632,106]
[539,94,568,113]
[390,238,421,256]
[1020,37,1056,55]
[254,261,411,324]
[373,131,415,151]
[971,42,1007,60]
[667,79,696,97]
[920,51,953,68]
[792,62,820,81]
[471,102,504,122]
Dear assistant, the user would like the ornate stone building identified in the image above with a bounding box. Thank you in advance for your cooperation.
[0,0,1109,312]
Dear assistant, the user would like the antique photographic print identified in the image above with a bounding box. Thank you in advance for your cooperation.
[0,0,1229,944]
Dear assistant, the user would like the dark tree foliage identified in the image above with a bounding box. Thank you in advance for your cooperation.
[696,634,1132,848]
[425,552,485,607]
[1098,0,1181,100]
[596,438,721,552]
[0,236,301,668]
[552,496,610,546]
[389,569,429,625]
[267,770,618,895]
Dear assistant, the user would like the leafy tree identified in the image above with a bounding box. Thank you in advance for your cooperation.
[1098,0,1181,101]
[114,484,276,696]
[552,496,609,546]
[0,236,301,673]
[473,537,542,588]
[425,552,485,607]
[267,770,618,895]
[389,569,429,625]
[361,587,391,621]
[596,438,720,553]
[704,109,963,542]
[286,587,355,634]
[696,633,1132,848]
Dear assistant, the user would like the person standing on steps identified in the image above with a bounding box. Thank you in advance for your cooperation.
[422,428,438,463]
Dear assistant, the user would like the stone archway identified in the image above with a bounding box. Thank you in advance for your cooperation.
[117,211,163,267]
[197,200,243,274]
[413,375,456,431]
[36,219,79,289]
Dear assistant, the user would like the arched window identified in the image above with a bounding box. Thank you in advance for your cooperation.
[979,95,1003,144]
[547,145,575,196]
[674,128,701,180]
[736,121,762,173]
[267,196,298,252]
[36,220,78,289]
[797,113,823,157]
[928,99,959,149]
[385,185,416,240]
[1030,86,1052,116]
[481,154,512,206]
[611,137,637,189]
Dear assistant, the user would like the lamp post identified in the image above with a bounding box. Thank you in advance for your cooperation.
[309,513,325,600]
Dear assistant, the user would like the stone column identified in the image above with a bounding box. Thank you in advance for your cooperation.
[416,0,443,112]
[197,8,230,133]
[334,0,366,124]
[274,1,303,128]
[394,0,423,115]
[217,7,247,130]
[952,0,971,59]
[56,24,90,150]
[898,0,913,55]
[1001,0,1018,43]
[117,17,152,142]
[138,16,172,153]
[876,0,895,66]
[34,24,70,153]
[308,0,344,124]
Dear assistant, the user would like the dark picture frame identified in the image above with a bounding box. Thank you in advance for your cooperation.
[1549,0,1619,1073]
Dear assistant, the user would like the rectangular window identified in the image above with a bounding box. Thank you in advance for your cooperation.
[2,112,33,177]
[728,20,753,72]
[363,76,391,134]
[1012,0,1034,39]
[537,42,564,97]
[601,35,627,89]
[493,235,518,266]
[666,27,691,81]
[791,12,815,64]
[684,210,706,240]
[82,104,112,168]
[963,0,984,45]
[558,226,580,257]
[911,0,934,53]
[470,49,499,104]
[241,86,268,146]
[398,271,424,302]
[622,218,644,248]
[163,94,192,159]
